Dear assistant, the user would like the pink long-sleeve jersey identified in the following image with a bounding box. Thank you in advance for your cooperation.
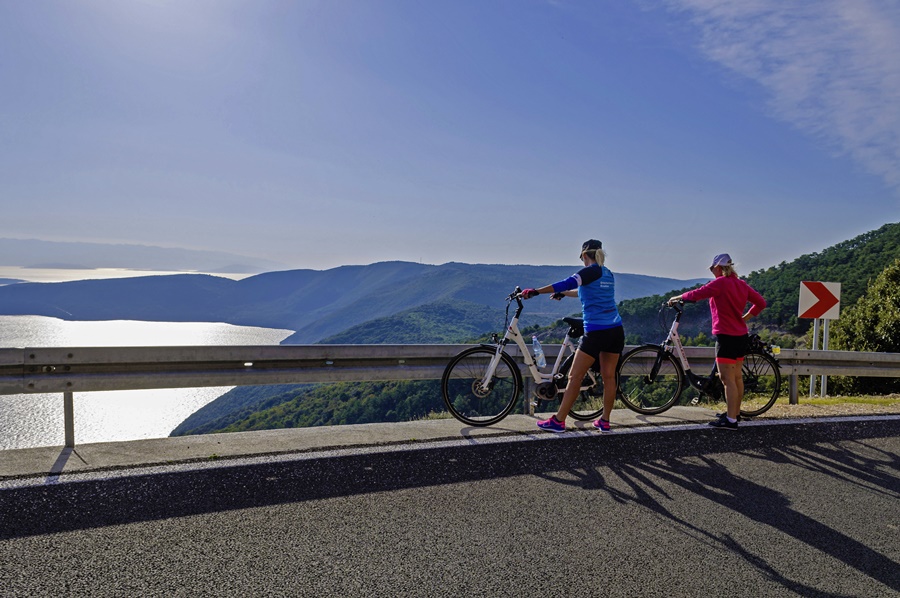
[682,276,766,336]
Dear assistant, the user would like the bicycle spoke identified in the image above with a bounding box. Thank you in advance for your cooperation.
[557,354,605,421]
[617,346,683,415]
[441,347,521,426]
[740,351,781,417]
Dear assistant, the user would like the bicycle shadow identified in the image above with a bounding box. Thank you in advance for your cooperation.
[536,440,900,595]
[2,416,897,573]
[740,440,900,501]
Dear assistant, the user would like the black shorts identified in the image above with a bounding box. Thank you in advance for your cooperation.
[716,334,749,363]
[577,326,625,359]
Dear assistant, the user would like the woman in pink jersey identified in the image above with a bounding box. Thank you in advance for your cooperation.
[668,254,766,429]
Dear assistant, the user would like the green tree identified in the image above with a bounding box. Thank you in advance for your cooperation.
[830,258,900,394]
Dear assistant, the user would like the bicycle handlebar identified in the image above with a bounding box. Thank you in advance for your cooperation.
[506,286,523,302]
[664,300,684,314]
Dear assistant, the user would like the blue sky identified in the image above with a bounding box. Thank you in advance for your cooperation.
[1,0,898,279]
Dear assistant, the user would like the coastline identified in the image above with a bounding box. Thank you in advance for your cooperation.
[0,266,257,284]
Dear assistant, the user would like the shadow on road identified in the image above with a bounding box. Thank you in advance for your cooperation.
[535,432,899,596]
[1,418,898,595]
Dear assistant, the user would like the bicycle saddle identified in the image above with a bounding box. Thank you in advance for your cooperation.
[563,317,584,338]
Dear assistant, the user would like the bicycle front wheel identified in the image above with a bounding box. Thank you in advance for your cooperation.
[441,347,522,426]
[617,345,684,415]
[556,353,604,421]
[740,351,782,417]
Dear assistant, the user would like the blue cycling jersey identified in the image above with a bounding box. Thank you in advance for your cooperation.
[551,264,623,332]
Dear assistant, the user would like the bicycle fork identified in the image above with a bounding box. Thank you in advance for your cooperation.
[643,324,687,384]
[478,345,508,392]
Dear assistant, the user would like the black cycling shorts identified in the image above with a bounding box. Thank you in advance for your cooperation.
[716,334,749,363]
[578,326,625,359]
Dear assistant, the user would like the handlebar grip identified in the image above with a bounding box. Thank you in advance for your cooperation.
[507,286,524,301]
[665,300,684,313]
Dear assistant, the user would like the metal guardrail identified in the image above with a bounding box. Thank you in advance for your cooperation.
[1,345,898,448]
[0,345,477,394]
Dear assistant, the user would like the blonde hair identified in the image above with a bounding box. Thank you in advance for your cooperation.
[583,248,606,267]
[720,264,738,277]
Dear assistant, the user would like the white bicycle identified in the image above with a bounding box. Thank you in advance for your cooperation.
[440,287,604,426]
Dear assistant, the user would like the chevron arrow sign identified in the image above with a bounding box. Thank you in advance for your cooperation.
[798,281,841,319]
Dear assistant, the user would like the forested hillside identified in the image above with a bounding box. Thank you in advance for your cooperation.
[831,257,900,394]
[171,384,312,436]
[174,223,900,436]
[747,222,900,333]
[320,300,504,344]
[619,222,900,344]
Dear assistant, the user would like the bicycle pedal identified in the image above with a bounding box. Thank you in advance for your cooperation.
[690,397,699,405]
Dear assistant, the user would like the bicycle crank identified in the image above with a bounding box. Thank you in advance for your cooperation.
[533,381,558,401]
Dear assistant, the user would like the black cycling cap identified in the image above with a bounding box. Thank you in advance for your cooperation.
[582,239,602,251]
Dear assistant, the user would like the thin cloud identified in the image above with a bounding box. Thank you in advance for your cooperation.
[664,0,900,191]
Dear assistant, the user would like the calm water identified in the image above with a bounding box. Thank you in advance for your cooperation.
[0,315,293,450]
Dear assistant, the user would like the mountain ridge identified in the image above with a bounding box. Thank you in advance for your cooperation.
[171,221,900,436]
[0,261,706,343]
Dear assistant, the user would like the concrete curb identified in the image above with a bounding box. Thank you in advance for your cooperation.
[2,407,898,484]
[0,414,897,540]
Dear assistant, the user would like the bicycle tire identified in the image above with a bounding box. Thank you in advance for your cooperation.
[739,350,782,417]
[441,347,522,426]
[617,345,684,415]
[556,353,604,421]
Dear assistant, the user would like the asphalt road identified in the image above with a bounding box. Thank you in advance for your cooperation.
[1,418,898,597]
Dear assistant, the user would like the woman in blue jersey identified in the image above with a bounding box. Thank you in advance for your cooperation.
[521,239,625,433]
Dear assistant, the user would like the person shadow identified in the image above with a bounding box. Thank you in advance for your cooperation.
[536,439,900,596]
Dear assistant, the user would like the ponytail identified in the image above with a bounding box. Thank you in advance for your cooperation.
[720,264,738,277]
[584,248,606,267]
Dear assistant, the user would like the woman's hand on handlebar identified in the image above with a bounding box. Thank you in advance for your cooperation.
[521,288,540,299]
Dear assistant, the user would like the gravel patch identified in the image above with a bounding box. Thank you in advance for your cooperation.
[697,395,900,419]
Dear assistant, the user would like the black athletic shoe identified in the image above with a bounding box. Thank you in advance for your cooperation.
[709,414,738,430]
[715,412,741,422]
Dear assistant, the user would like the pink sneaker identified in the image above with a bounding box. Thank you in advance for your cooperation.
[593,418,611,432]
[536,415,566,433]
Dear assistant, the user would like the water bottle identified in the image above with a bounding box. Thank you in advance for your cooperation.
[532,335,547,368]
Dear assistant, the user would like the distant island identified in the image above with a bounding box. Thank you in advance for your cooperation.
[0,238,287,274]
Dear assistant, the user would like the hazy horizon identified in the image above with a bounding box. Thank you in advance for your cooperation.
[2,2,898,280]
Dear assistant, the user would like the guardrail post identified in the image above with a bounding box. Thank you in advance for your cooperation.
[789,374,798,405]
[523,377,535,415]
[64,391,75,448]
[821,320,830,397]
[809,319,820,397]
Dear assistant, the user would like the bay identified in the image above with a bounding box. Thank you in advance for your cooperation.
[0,315,293,450]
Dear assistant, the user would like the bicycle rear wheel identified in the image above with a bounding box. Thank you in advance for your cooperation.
[617,345,684,415]
[441,347,522,426]
[740,351,782,417]
[556,353,604,421]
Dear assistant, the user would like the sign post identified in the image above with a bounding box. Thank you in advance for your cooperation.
[798,281,840,396]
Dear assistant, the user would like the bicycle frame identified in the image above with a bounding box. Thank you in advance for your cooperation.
[661,302,717,394]
[479,289,594,396]
[617,301,782,417]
